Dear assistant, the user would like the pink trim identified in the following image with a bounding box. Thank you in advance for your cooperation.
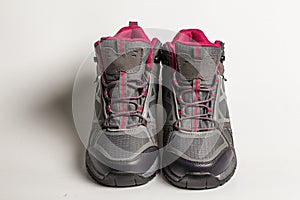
[147,63,152,69]
[173,79,177,83]
[115,26,150,40]
[208,109,213,113]
[215,79,219,83]
[101,25,151,44]
[106,107,112,111]
[120,71,125,129]
[194,78,199,132]
[101,37,151,44]
[151,38,159,45]
[177,97,183,101]
[103,92,108,98]
[215,40,221,46]
[196,46,200,59]
[142,90,148,95]
[146,38,159,69]
[146,77,150,81]
[172,29,220,48]
[137,106,143,111]
[217,65,221,73]
[175,41,220,48]
[211,93,216,97]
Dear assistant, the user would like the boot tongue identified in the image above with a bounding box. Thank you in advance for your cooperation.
[99,40,151,83]
[99,39,151,128]
[175,45,219,130]
[100,24,151,82]
[175,43,221,84]
[104,48,144,75]
[172,29,222,84]
[174,42,221,123]
[171,29,222,131]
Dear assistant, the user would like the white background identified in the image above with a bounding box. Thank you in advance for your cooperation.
[1,0,300,199]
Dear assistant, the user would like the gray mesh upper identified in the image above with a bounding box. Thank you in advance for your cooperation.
[90,126,155,161]
[166,129,228,162]
[162,39,234,163]
[88,35,161,162]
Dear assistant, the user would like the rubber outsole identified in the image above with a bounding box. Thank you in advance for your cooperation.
[86,152,156,187]
[162,161,236,190]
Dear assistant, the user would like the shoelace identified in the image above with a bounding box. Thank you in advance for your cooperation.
[101,75,149,129]
[172,72,217,132]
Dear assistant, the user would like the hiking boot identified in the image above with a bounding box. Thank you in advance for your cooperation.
[86,22,161,187]
[161,29,237,189]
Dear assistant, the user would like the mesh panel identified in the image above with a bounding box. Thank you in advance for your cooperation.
[219,99,229,118]
[222,122,234,146]
[97,131,150,158]
[168,132,226,161]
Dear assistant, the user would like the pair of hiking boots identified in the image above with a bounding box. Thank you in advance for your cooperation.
[85,22,237,189]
